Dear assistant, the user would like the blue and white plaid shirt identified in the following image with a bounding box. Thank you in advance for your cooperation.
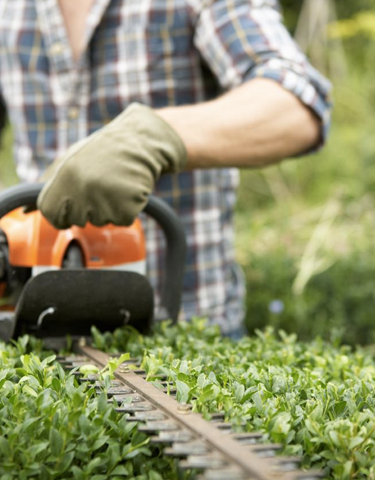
[0,0,331,334]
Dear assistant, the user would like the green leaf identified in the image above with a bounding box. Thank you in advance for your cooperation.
[271,413,291,435]
[78,414,92,437]
[329,430,341,448]
[234,383,245,403]
[349,436,364,449]
[252,392,263,412]
[20,354,31,368]
[51,377,61,392]
[0,436,11,457]
[333,400,347,416]
[22,385,38,397]
[198,384,214,403]
[97,392,108,414]
[79,364,99,376]
[71,466,85,480]
[49,428,63,456]
[86,457,104,474]
[110,465,129,476]
[28,441,50,459]
[92,436,110,452]
[41,355,56,367]
[175,380,190,403]
[57,451,75,474]
[149,471,163,480]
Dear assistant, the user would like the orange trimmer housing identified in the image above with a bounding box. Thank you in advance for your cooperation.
[0,208,146,270]
[0,208,146,305]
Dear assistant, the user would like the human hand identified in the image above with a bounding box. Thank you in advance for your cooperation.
[37,103,187,228]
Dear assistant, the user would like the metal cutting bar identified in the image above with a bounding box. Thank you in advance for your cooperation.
[69,344,322,480]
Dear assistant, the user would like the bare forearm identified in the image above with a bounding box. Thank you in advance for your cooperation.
[157,78,321,169]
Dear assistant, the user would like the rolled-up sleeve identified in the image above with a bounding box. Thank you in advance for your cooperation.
[187,0,332,147]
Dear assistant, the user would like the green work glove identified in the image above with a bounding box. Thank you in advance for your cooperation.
[37,103,187,228]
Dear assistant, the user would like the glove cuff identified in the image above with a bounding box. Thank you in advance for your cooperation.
[124,103,188,174]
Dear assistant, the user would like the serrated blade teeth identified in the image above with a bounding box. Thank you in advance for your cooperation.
[138,420,180,433]
[115,403,155,412]
[179,454,227,470]
[164,441,209,457]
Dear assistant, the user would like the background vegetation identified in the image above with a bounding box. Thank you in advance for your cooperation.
[237,0,375,345]
[0,1,374,345]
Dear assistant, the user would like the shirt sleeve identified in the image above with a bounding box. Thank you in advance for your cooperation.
[186,0,332,148]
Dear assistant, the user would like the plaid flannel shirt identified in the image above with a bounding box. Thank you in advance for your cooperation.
[0,0,331,334]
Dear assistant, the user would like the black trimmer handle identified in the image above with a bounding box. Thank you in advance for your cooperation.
[0,183,186,324]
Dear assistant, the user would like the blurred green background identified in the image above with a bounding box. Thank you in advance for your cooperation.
[237,0,375,345]
[0,0,374,345]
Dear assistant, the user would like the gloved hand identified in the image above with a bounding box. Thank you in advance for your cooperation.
[37,103,187,228]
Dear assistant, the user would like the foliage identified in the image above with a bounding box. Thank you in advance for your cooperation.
[0,335,184,480]
[329,10,375,41]
[92,319,375,480]
[280,0,375,31]
[236,0,375,344]
[242,243,375,346]
[236,184,375,345]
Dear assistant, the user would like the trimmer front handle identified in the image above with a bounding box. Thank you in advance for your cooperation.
[0,183,186,324]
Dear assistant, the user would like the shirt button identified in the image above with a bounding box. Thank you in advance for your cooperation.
[49,42,65,56]
[68,106,80,120]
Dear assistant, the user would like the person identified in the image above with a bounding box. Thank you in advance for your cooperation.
[0,0,331,336]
